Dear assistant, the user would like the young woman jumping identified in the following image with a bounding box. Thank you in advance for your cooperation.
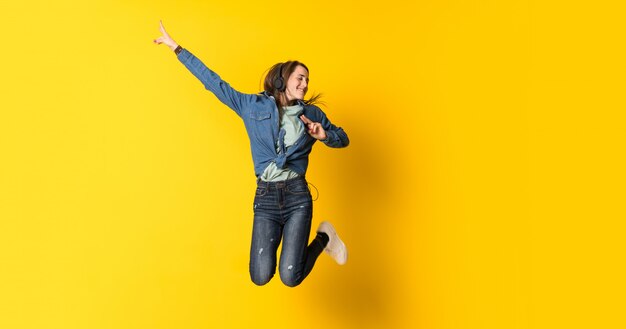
[154,21,349,287]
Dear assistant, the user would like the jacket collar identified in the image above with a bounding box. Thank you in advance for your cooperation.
[260,91,306,107]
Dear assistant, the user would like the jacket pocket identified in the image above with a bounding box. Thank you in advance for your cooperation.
[250,110,271,121]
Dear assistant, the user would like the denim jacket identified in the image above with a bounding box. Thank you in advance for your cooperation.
[177,49,349,178]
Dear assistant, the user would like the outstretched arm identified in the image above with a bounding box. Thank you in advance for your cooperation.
[153,21,252,117]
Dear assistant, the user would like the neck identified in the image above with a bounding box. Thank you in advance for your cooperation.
[278,93,298,107]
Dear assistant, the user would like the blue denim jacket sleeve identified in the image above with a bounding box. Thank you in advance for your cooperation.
[309,105,350,148]
[177,49,254,118]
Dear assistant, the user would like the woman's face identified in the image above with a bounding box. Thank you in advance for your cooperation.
[284,65,309,101]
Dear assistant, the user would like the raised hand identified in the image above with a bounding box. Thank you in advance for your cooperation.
[300,114,327,141]
[153,20,179,51]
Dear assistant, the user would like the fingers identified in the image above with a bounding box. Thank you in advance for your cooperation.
[307,123,320,136]
[155,21,167,45]
[300,114,312,124]
[306,122,316,134]
[159,20,171,39]
[301,115,318,134]
[300,115,325,139]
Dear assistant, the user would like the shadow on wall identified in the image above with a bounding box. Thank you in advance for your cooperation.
[309,99,419,328]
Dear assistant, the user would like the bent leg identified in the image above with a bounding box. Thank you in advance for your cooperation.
[278,202,327,287]
[249,216,282,286]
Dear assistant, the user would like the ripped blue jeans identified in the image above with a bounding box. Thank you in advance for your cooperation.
[249,176,326,287]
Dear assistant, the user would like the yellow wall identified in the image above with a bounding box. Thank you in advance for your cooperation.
[1,1,624,328]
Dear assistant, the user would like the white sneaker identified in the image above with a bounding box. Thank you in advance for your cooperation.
[317,221,348,265]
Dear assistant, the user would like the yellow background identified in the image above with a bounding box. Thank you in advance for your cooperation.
[1,1,624,328]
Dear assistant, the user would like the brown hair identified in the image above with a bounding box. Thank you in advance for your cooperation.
[263,61,322,108]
